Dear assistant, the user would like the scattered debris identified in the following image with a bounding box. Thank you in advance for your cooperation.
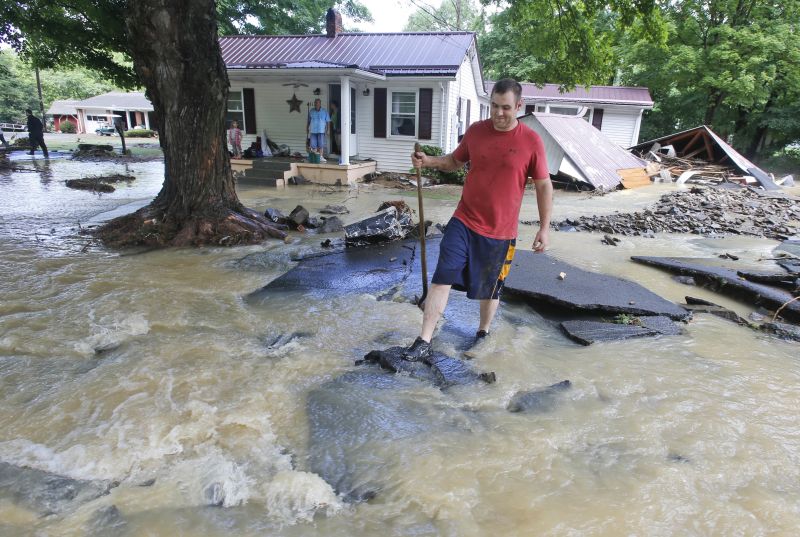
[631,125,780,190]
[602,234,621,246]
[344,203,414,247]
[319,204,350,215]
[552,186,800,240]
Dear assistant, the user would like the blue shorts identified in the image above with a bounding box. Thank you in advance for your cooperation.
[431,217,516,300]
[309,133,326,150]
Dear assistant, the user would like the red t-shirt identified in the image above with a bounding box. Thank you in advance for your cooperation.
[452,119,549,239]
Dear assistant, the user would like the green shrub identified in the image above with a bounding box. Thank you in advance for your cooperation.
[59,120,76,133]
[125,128,156,138]
[410,144,466,185]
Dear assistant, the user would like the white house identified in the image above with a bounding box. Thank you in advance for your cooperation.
[485,81,654,148]
[219,9,486,172]
[72,92,155,134]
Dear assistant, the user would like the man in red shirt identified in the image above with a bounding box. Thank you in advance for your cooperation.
[405,78,552,361]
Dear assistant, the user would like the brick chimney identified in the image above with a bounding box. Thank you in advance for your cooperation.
[326,8,342,38]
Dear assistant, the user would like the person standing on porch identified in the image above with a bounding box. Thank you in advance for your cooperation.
[26,109,48,157]
[329,101,341,155]
[307,98,330,162]
[228,120,242,159]
[403,78,553,362]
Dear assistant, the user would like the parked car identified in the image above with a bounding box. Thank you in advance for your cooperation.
[95,124,116,136]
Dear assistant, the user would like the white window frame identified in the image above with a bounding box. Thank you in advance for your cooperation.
[387,88,418,139]
[227,89,245,131]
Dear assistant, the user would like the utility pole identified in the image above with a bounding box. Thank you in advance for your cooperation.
[34,66,47,132]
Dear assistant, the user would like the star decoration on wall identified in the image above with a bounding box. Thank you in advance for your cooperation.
[287,93,302,113]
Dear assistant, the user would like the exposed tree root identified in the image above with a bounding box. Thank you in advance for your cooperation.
[94,204,288,248]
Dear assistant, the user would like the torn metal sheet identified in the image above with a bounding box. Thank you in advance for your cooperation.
[520,113,648,191]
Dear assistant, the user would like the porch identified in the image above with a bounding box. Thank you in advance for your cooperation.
[232,156,377,187]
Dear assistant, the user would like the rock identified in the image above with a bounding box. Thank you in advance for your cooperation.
[344,205,414,247]
[318,216,344,234]
[65,179,115,193]
[560,320,661,345]
[631,256,800,323]
[289,205,309,227]
[319,205,350,215]
[204,482,225,506]
[760,321,800,342]
[305,216,321,229]
[0,462,117,516]
[508,380,571,413]
[504,251,690,320]
[673,275,697,286]
[264,208,287,224]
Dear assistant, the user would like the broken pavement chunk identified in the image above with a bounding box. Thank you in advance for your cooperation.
[631,256,800,323]
[508,380,571,413]
[504,251,690,320]
[344,204,414,247]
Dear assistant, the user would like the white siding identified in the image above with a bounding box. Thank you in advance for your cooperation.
[599,110,640,147]
[444,53,482,154]
[231,83,325,155]
[357,80,444,172]
[231,67,482,172]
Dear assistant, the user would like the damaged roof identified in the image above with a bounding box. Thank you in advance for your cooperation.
[219,32,476,77]
[486,82,653,107]
[521,113,646,190]
[631,125,779,190]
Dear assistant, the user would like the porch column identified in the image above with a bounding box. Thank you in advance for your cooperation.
[144,113,150,130]
[339,75,351,165]
[126,111,132,129]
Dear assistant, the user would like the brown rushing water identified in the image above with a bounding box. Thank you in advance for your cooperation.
[0,155,799,536]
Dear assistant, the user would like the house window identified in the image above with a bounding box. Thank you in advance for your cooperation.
[389,91,417,136]
[536,105,546,113]
[226,90,245,129]
[549,105,579,116]
[87,115,108,122]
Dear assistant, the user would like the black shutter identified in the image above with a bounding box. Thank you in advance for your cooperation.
[243,88,256,134]
[373,88,387,138]
[466,99,471,126]
[592,108,604,130]
[418,88,433,140]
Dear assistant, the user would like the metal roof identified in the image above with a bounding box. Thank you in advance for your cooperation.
[220,32,475,76]
[77,92,153,111]
[522,113,646,190]
[486,82,653,107]
[46,100,80,116]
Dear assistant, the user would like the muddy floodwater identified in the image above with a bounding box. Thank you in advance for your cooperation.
[1,155,799,536]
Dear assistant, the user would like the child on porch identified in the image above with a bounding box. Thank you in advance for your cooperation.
[228,120,242,158]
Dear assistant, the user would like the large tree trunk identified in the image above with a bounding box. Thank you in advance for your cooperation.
[96,0,286,247]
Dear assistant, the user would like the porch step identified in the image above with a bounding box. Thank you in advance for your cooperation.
[242,159,293,181]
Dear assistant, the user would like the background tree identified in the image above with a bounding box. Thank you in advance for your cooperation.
[619,0,800,156]
[216,0,371,35]
[403,0,485,32]
[0,49,119,123]
[0,0,370,247]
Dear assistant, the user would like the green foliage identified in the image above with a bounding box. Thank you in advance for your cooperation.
[613,313,641,326]
[482,0,666,88]
[58,120,76,133]
[0,49,120,124]
[404,0,485,32]
[216,0,372,35]
[411,144,466,185]
[125,129,155,138]
[619,0,800,156]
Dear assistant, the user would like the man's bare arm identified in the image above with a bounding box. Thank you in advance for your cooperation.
[532,178,553,252]
[411,151,464,172]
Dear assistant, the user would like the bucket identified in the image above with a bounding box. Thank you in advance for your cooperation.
[308,152,320,164]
